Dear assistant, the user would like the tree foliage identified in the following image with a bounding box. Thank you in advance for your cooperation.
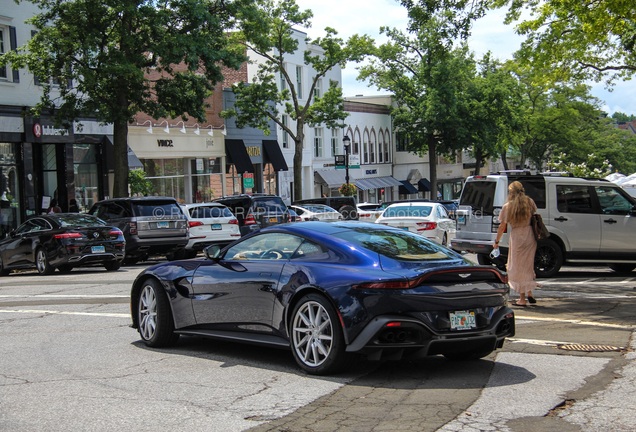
[220,0,374,200]
[0,0,264,197]
[128,169,154,196]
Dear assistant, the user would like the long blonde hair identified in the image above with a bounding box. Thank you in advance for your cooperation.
[507,181,532,225]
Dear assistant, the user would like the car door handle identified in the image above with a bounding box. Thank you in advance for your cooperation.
[260,272,272,276]
[554,216,568,222]
[604,218,618,224]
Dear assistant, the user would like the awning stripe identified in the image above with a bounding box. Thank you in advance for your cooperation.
[399,180,418,194]
[225,139,254,174]
[262,140,288,172]
[315,170,349,188]
[418,178,431,192]
[355,176,403,191]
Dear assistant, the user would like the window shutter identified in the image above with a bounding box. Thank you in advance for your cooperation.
[9,26,19,83]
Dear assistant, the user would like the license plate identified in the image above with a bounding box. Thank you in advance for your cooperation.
[458,216,466,224]
[450,310,476,330]
[211,224,222,230]
[91,246,105,254]
[401,227,409,230]
[269,218,278,223]
[157,221,169,228]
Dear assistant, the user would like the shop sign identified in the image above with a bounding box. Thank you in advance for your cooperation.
[366,169,377,175]
[243,172,254,188]
[246,146,261,156]
[348,154,360,169]
[157,139,174,147]
[196,158,204,173]
[25,118,74,143]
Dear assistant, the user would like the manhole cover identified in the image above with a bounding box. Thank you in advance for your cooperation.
[558,344,621,352]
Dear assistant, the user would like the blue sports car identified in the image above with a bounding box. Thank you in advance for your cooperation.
[131,221,515,375]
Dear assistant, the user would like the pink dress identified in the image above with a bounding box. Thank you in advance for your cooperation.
[498,199,538,294]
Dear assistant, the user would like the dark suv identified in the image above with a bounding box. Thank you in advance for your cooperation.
[293,196,358,220]
[214,194,290,236]
[88,197,188,264]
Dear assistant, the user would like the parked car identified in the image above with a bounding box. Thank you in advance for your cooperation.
[451,171,636,276]
[357,202,384,222]
[88,197,188,264]
[213,194,290,236]
[130,221,514,375]
[376,202,455,246]
[0,213,125,275]
[290,204,343,222]
[438,200,459,219]
[287,207,300,222]
[293,196,358,220]
[178,203,240,258]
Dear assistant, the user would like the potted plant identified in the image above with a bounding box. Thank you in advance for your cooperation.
[339,183,356,196]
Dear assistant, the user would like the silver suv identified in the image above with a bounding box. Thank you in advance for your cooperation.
[89,197,188,264]
[451,172,636,277]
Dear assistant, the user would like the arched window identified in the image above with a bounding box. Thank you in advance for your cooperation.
[370,130,377,164]
[363,130,369,164]
[378,130,384,163]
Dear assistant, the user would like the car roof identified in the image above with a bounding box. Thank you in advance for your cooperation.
[386,202,436,207]
[182,202,227,208]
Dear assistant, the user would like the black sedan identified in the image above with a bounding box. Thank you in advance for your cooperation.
[131,221,514,375]
[0,213,125,275]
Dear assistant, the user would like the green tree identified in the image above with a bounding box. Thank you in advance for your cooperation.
[358,19,474,198]
[0,0,264,198]
[612,112,636,122]
[220,0,373,201]
[128,169,154,196]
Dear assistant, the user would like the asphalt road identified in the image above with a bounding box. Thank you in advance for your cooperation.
[0,256,635,432]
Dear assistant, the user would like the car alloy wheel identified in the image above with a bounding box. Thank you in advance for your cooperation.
[36,248,53,275]
[137,278,179,347]
[290,294,354,375]
[292,300,333,368]
[534,238,563,278]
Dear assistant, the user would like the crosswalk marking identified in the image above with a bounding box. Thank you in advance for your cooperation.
[0,309,129,318]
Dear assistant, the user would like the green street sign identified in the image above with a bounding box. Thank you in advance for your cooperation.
[243,173,254,188]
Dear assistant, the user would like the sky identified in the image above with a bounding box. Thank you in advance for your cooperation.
[294,0,636,117]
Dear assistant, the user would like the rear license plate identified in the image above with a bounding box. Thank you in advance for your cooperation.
[91,246,105,254]
[157,222,169,228]
[458,216,466,224]
[450,311,476,330]
[211,224,222,230]
[401,227,409,231]
[269,218,278,223]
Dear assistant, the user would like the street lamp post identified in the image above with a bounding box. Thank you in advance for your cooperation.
[343,135,351,187]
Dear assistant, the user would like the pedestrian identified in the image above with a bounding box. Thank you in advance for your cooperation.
[492,181,539,306]
[47,198,62,214]
[68,199,79,213]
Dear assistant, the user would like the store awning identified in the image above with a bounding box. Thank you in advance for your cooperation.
[418,178,431,192]
[262,140,288,172]
[399,180,418,195]
[355,176,403,191]
[127,146,143,169]
[225,139,254,174]
[315,170,348,188]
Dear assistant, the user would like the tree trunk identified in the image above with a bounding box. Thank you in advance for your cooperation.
[293,122,304,201]
[428,135,438,201]
[112,119,129,198]
[474,146,483,176]
[501,148,510,171]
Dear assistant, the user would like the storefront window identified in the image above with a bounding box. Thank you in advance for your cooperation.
[264,163,276,195]
[142,158,186,203]
[73,144,99,212]
[0,143,20,237]
[192,157,223,202]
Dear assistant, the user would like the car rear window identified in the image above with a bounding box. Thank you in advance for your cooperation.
[55,214,107,227]
[188,206,233,219]
[252,198,287,214]
[132,201,183,217]
[383,206,433,218]
[332,227,456,261]
[460,181,497,215]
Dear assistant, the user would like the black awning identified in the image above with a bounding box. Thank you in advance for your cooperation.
[262,140,288,172]
[418,178,431,192]
[399,180,418,195]
[225,139,254,174]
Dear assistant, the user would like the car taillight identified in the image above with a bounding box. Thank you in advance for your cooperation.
[229,219,238,225]
[129,221,137,234]
[54,232,83,239]
[245,214,256,225]
[189,221,203,228]
[360,213,370,217]
[416,222,437,231]
[353,280,411,290]
[109,229,123,238]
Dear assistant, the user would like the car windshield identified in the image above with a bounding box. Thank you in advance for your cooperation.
[383,206,433,218]
[252,198,287,214]
[188,206,233,219]
[55,214,106,227]
[133,201,182,217]
[332,227,456,261]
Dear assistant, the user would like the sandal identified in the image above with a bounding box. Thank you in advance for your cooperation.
[528,296,536,304]
[512,301,527,307]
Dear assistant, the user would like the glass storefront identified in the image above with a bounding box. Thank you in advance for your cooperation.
[191,157,223,202]
[0,143,20,237]
[73,144,100,212]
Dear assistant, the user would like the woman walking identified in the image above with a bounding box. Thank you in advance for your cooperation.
[492,181,539,306]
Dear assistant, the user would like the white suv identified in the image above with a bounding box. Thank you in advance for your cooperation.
[451,171,636,277]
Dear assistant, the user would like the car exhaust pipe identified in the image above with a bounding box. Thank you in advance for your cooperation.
[384,332,395,342]
[396,332,407,342]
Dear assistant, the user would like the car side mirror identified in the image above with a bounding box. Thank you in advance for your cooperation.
[204,245,221,261]
[631,205,636,216]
